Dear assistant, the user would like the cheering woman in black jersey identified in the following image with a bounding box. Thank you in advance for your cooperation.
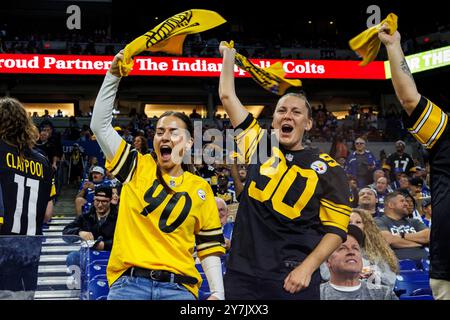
[91,51,225,300]
[219,42,351,300]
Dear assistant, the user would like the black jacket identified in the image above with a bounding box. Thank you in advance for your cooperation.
[63,205,118,251]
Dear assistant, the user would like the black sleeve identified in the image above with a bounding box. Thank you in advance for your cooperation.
[62,216,84,236]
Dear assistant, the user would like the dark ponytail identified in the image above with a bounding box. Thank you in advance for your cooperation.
[153,111,195,194]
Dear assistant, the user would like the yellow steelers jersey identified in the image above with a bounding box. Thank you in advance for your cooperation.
[228,114,351,280]
[402,96,450,280]
[106,140,225,297]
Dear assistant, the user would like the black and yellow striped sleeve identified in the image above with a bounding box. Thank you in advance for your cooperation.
[318,161,352,241]
[319,198,351,240]
[234,114,265,164]
[195,227,226,258]
[105,139,139,184]
[402,96,448,149]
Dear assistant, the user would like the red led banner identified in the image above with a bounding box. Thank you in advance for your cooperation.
[0,54,386,79]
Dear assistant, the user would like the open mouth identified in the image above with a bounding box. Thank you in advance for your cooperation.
[346,259,358,264]
[160,145,172,161]
[281,124,294,134]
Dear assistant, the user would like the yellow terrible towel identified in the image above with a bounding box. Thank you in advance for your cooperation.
[349,13,398,66]
[224,41,301,95]
[119,9,226,76]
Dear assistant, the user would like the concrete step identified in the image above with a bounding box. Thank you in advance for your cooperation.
[38,276,73,286]
[34,290,80,300]
[38,265,70,274]
[42,246,80,253]
[39,255,67,263]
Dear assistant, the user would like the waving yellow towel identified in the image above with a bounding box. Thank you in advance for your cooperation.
[349,13,398,66]
[223,41,301,96]
[119,9,226,76]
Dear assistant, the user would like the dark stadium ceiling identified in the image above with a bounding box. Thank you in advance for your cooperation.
[1,0,448,39]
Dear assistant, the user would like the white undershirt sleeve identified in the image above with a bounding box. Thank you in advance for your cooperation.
[90,71,123,161]
[200,255,225,300]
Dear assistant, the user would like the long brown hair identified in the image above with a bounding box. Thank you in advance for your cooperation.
[0,97,39,154]
[152,111,195,194]
[351,208,399,273]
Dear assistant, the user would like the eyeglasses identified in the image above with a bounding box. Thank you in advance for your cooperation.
[94,199,110,205]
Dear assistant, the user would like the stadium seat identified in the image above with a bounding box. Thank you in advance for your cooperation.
[399,259,420,271]
[89,249,111,261]
[88,276,109,300]
[399,294,434,300]
[88,262,108,279]
[420,259,430,272]
[394,270,430,296]
[412,287,433,296]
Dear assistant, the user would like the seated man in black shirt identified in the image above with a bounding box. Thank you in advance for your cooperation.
[375,191,430,262]
[63,186,118,267]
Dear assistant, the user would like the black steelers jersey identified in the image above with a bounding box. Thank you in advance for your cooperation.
[0,141,55,235]
[227,114,351,280]
[385,152,415,179]
[402,96,450,280]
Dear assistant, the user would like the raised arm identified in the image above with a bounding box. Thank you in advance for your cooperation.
[218,41,249,128]
[90,51,124,161]
[378,25,421,115]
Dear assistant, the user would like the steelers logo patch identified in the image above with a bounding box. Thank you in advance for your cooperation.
[197,189,206,201]
[311,160,328,174]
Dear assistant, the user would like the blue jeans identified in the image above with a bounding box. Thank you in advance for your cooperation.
[107,275,196,300]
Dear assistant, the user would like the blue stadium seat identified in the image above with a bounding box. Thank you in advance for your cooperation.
[88,262,108,279]
[420,259,430,272]
[394,270,430,296]
[399,259,420,271]
[88,276,110,300]
[89,249,111,261]
[399,294,434,300]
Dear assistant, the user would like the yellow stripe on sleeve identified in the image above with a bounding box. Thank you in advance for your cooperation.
[0,217,3,224]
[196,244,226,259]
[319,205,350,233]
[106,140,129,175]
[408,101,448,149]
[320,198,352,215]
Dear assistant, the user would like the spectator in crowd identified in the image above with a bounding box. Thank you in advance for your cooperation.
[121,128,133,144]
[350,209,398,289]
[357,187,379,217]
[345,137,377,188]
[408,177,431,215]
[220,41,350,300]
[0,97,56,299]
[421,198,432,228]
[378,24,450,300]
[320,224,398,300]
[375,191,430,262]
[111,186,121,207]
[90,50,225,300]
[74,166,110,216]
[133,135,149,155]
[68,143,84,186]
[215,174,236,204]
[385,140,415,182]
[215,197,233,251]
[368,170,391,191]
[63,186,118,267]
[398,188,422,221]
[372,177,392,215]
[189,108,202,119]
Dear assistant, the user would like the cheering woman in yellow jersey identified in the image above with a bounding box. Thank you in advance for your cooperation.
[219,42,351,299]
[91,51,226,300]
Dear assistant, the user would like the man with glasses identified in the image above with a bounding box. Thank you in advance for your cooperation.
[345,137,377,189]
[63,186,118,267]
